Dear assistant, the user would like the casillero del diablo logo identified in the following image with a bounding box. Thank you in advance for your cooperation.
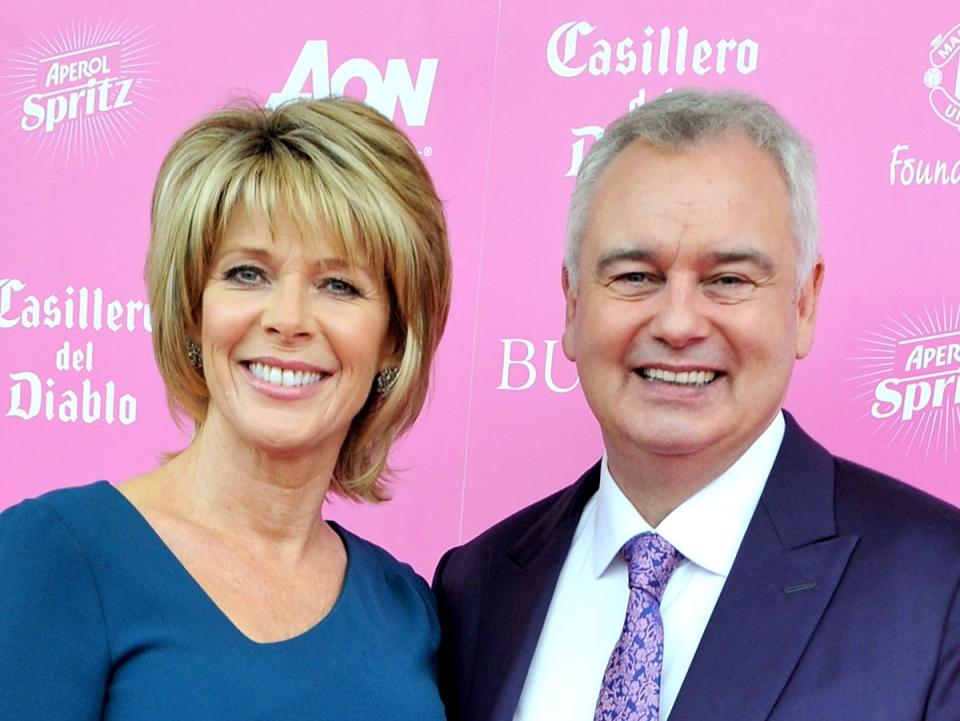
[5,19,156,162]
[851,303,960,459]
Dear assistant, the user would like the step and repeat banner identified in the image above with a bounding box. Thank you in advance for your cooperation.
[3,1,959,575]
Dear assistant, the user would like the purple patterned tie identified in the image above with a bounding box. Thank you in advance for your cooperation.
[594,533,683,721]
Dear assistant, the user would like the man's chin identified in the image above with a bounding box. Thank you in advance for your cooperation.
[611,422,728,460]
[635,436,720,459]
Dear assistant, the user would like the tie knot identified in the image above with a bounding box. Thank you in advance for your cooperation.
[622,533,682,599]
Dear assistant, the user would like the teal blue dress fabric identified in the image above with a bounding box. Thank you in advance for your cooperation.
[0,481,446,720]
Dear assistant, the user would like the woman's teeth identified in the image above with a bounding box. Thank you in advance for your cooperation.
[248,362,324,387]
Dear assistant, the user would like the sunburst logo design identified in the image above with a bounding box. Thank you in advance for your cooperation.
[850,302,960,459]
[4,19,157,163]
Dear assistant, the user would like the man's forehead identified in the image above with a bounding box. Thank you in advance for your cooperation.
[593,242,777,272]
[587,136,790,223]
[580,133,796,282]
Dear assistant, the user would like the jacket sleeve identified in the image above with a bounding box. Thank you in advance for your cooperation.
[925,575,960,720]
[0,499,110,721]
[432,547,459,718]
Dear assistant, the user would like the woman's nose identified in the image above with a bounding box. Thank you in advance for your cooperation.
[261,280,314,341]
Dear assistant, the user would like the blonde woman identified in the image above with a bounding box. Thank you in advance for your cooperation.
[0,98,451,720]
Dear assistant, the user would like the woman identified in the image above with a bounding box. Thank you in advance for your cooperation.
[0,97,451,719]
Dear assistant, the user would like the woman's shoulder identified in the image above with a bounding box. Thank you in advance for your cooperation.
[330,523,441,664]
[0,484,121,623]
[332,523,436,613]
[0,486,113,716]
[0,481,133,568]
[1,481,118,536]
[334,524,425,582]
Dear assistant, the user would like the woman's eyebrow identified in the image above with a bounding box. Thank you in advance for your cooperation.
[217,247,358,272]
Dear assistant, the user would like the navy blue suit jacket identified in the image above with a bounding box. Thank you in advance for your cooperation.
[433,414,960,721]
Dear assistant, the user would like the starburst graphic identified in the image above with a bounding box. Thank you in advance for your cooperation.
[849,301,960,460]
[3,19,158,164]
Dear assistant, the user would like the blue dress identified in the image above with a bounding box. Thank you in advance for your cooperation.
[0,482,447,720]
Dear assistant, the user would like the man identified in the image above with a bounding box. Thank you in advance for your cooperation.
[433,90,960,721]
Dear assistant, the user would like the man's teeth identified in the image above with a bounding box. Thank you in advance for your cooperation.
[642,368,716,386]
[248,362,324,388]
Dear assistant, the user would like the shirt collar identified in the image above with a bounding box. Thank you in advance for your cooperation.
[592,411,785,579]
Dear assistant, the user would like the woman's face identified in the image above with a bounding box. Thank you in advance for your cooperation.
[199,209,392,460]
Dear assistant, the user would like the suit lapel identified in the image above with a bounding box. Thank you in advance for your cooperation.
[669,414,859,721]
[467,465,600,721]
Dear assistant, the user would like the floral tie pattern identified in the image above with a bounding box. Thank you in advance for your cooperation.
[594,533,683,721]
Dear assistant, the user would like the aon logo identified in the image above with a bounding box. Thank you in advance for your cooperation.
[267,41,438,126]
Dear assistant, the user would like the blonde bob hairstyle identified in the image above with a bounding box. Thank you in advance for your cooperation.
[146,97,451,502]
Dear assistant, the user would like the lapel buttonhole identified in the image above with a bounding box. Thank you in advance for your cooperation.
[784,580,817,594]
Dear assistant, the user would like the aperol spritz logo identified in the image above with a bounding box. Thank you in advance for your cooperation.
[924,22,960,131]
[851,303,960,458]
[6,19,157,162]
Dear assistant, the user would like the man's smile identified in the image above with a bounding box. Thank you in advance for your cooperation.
[636,367,720,386]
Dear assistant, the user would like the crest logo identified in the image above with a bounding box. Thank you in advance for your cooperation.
[851,303,960,459]
[924,22,960,131]
[6,19,156,162]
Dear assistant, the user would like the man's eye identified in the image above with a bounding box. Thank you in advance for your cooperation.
[225,265,265,285]
[704,274,756,301]
[713,275,746,286]
[614,272,654,285]
[607,271,661,297]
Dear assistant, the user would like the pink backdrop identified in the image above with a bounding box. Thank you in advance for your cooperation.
[3,1,959,577]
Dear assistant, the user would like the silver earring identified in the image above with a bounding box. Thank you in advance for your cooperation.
[376,367,399,395]
[186,338,203,369]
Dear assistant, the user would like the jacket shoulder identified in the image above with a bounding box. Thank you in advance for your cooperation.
[833,456,960,550]
[437,463,600,583]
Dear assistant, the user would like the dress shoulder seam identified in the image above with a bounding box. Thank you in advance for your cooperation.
[33,497,113,662]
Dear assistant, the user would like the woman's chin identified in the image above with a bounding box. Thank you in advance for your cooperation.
[247,432,323,459]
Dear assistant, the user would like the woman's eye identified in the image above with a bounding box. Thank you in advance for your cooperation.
[225,265,265,285]
[320,277,361,297]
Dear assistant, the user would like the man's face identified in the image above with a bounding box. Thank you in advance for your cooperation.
[563,133,823,480]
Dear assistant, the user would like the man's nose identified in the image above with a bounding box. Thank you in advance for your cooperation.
[647,278,710,348]
[261,280,314,341]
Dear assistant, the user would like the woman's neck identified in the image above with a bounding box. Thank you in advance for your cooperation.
[147,418,341,561]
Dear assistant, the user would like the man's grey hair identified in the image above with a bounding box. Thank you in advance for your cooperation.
[564,89,819,293]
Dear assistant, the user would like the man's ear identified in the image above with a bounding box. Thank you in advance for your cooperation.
[562,266,578,362]
[796,255,825,359]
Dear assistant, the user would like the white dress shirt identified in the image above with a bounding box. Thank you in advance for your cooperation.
[513,412,785,721]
